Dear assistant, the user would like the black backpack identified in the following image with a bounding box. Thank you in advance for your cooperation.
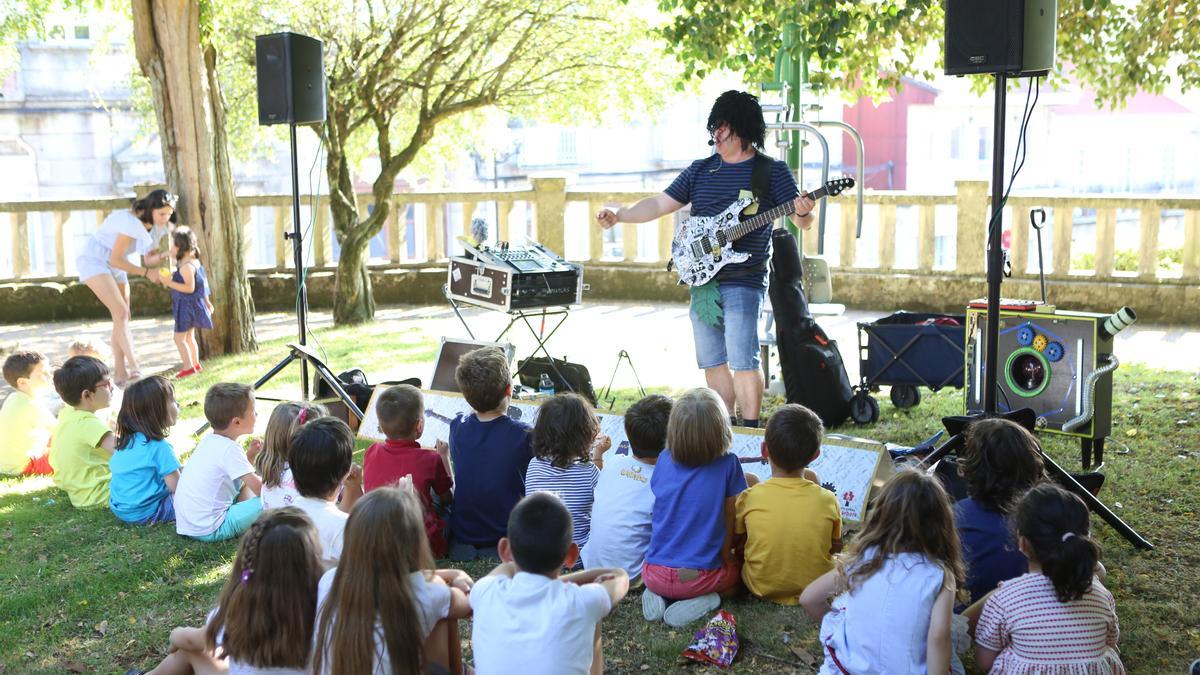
[516,356,598,406]
[768,228,853,427]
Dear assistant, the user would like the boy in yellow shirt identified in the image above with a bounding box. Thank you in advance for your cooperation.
[49,356,116,508]
[0,351,56,475]
[734,404,841,605]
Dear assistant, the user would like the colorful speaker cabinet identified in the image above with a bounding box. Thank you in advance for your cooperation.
[965,307,1129,469]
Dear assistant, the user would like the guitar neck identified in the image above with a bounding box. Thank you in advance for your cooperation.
[724,185,831,242]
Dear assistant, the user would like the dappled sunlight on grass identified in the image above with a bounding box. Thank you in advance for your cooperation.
[0,323,1196,670]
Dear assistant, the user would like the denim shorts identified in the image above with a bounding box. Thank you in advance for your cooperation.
[690,283,764,371]
[132,493,176,525]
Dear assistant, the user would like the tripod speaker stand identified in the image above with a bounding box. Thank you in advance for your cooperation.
[249,32,361,422]
[939,72,1151,549]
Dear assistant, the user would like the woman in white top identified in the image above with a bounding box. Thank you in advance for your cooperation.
[77,189,176,385]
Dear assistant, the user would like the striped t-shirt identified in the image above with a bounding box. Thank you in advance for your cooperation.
[665,154,800,288]
[525,457,601,549]
[976,572,1125,674]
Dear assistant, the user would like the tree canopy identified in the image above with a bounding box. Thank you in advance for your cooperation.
[656,0,1200,108]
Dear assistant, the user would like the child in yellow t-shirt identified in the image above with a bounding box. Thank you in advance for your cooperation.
[49,356,116,508]
[734,404,842,605]
[0,351,56,475]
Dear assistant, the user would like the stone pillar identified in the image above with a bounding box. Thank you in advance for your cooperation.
[955,180,989,275]
[531,175,568,254]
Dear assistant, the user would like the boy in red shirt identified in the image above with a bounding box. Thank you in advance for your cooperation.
[363,384,453,556]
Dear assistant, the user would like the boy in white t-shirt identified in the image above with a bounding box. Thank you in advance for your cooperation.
[175,383,263,541]
[288,416,363,568]
[471,492,629,675]
[581,395,672,581]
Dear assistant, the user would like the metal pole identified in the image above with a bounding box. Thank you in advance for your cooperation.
[808,120,866,239]
[984,73,1007,414]
[766,121,830,250]
[289,122,310,399]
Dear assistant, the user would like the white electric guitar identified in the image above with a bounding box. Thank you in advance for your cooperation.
[670,176,854,286]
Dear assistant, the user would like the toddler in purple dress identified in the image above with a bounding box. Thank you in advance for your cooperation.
[159,226,213,378]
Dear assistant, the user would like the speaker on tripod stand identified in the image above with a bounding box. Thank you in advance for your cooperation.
[248,32,361,420]
[936,1,1150,548]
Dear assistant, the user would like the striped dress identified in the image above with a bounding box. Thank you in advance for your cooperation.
[976,572,1125,674]
[525,457,600,549]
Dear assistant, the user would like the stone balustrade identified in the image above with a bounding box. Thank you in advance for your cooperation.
[2,179,1197,323]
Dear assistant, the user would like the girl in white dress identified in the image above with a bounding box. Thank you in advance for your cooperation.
[76,189,176,385]
[801,469,967,675]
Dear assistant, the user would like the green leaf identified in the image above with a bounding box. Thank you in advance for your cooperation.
[689,281,723,328]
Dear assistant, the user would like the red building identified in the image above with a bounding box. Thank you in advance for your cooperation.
[841,78,939,190]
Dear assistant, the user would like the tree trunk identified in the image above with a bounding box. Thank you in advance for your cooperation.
[332,233,376,324]
[131,0,257,356]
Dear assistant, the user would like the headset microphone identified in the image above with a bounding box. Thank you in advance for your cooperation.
[707,138,715,146]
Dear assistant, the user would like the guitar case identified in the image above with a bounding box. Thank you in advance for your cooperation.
[768,228,853,427]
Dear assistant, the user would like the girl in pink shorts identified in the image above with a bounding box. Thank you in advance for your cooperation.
[641,387,748,627]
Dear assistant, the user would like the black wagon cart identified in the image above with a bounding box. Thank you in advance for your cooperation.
[850,311,967,424]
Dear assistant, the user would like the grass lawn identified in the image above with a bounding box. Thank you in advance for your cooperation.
[1,319,1197,673]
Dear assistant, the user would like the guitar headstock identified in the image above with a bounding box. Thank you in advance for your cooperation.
[824,176,856,196]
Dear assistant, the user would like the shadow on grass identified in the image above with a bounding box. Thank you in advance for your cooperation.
[1,346,1196,671]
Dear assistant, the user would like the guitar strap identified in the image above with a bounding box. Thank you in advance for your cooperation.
[750,151,773,206]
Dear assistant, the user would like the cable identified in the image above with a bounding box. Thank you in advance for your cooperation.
[986,76,1042,244]
[292,130,330,367]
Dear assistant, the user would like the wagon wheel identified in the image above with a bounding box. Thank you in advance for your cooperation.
[850,391,880,424]
[890,385,922,409]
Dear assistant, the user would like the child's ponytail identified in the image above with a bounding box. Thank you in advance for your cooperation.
[1014,483,1100,602]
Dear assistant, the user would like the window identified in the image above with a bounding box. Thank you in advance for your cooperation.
[978,127,989,161]
[950,128,961,160]
[74,25,90,40]
[559,130,577,164]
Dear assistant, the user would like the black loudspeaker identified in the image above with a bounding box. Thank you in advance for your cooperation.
[255,32,326,126]
[944,0,1024,75]
[944,0,1057,76]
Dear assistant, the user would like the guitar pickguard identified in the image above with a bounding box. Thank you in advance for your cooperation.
[670,197,754,286]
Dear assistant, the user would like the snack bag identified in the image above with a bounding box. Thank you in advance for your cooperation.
[681,609,739,668]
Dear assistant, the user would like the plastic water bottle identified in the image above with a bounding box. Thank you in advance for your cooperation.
[538,373,555,396]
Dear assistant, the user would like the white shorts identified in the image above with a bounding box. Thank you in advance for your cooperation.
[76,255,128,284]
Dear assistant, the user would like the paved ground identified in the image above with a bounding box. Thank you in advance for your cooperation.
[3,301,1198,399]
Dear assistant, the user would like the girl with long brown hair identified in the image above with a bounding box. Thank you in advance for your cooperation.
[143,507,323,674]
[256,401,326,510]
[800,469,966,675]
[313,487,473,674]
[109,375,180,525]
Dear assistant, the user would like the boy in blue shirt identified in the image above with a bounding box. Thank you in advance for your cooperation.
[447,347,533,561]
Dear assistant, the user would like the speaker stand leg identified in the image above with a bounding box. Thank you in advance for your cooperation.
[1081,437,1093,471]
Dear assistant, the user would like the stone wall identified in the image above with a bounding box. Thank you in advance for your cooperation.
[2,264,1195,325]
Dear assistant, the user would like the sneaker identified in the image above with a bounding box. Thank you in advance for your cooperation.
[662,593,720,628]
[642,588,666,622]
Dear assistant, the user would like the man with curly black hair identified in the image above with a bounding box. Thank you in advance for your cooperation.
[596,90,814,428]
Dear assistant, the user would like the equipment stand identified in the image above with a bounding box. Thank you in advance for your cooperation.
[200,123,362,434]
[599,350,647,410]
[444,290,576,393]
[956,74,1151,550]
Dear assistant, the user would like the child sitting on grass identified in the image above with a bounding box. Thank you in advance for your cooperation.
[109,376,181,525]
[289,416,362,568]
[526,393,607,559]
[363,384,453,557]
[174,383,263,542]
[314,487,474,674]
[49,356,116,508]
[0,351,56,476]
[800,469,965,674]
[641,387,748,627]
[582,394,672,581]
[973,483,1125,674]
[956,418,1046,605]
[735,403,841,604]
[471,492,629,675]
[143,507,323,675]
[257,402,326,510]
[447,347,533,560]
